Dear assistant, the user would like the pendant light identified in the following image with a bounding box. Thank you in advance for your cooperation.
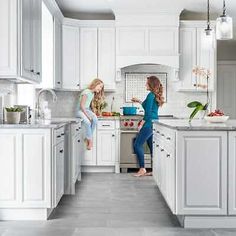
[203,0,214,49]
[216,0,233,40]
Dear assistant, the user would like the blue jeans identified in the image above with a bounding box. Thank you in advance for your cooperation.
[76,109,98,139]
[133,126,153,168]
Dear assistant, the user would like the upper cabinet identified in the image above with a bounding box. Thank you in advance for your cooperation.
[62,25,80,90]
[0,0,42,83]
[62,19,116,91]
[179,21,216,92]
[116,27,179,56]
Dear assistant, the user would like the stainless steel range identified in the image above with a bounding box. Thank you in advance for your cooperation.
[120,115,152,172]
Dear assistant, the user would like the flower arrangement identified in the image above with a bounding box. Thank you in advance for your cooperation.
[187,67,211,122]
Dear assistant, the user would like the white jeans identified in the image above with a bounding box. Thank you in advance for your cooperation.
[76,109,98,139]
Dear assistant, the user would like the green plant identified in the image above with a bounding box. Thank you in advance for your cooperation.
[5,107,23,112]
[187,101,208,122]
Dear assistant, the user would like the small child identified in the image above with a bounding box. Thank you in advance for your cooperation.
[76,78,104,150]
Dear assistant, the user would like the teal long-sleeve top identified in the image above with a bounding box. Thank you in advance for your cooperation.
[142,92,159,128]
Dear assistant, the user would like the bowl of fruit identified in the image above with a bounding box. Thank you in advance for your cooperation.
[204,109,229,123]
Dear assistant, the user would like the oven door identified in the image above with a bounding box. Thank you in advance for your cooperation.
[120,130,151,167]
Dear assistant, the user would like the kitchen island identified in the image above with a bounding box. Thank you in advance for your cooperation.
[153,119,236,228]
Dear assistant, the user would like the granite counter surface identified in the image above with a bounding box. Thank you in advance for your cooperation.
[153,119,236,131]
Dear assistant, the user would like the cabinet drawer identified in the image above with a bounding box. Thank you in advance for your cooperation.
[71,123,82,136]
[54,126,65,145]
[97,120,115,130]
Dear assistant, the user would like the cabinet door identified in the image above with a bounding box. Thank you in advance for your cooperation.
[21,129,51,207]
[54,17,62,88]
[21,0,33,80]
[72,135,80,183]
[98,28,115,90]
[80,28,98,89]
[197,28,216,90]
[179,27,197,89]
[82,127,97,166]
[229,132,236,215]
[55,141,64,206]
[176,131,227,215]
[62,25,80,89]
[0,0,17,77]
[0,132,20,207]
[31,0,42,82]
[152,137,158,184]
[97,130,116,166]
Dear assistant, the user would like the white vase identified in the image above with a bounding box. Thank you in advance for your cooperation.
[6,112,21,124]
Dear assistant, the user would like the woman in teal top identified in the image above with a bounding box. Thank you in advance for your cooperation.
[132,76,164,177]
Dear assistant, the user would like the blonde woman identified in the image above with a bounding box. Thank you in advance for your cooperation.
[132,76,164,177]
[76,79,105,150]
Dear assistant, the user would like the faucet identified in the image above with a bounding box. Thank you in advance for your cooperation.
[35,89,57,119]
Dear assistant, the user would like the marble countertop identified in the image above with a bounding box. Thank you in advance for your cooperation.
[153,119,236,131]
[0,117,82,129]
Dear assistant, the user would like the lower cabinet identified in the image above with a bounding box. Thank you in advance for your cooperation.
[153,124,228,217]
[97,130,116,165]
[54,140,64,206]
[229,131,236,215]
[81,119,120,172]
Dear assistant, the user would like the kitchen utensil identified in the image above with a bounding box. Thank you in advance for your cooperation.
[121,106,138,115]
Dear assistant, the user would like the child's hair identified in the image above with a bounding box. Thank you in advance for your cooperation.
[147,76,165,106]
[88,78,105,113]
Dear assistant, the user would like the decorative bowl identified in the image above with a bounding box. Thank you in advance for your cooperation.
[204,115,229,123]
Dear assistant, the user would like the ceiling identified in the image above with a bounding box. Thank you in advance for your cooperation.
[55,0,236,18]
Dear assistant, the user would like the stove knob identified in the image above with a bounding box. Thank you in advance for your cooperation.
[124,122,128,127]
[129,122,134,127]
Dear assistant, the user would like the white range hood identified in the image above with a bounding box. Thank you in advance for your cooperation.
[114,11,181,71]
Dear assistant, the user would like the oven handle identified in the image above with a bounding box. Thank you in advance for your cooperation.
[120,130,138,134]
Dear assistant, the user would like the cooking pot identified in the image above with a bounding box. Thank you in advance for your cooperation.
[121,106,138,115]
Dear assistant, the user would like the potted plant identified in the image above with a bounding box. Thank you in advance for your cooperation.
[5,107,23,124]
[187,67,211,122]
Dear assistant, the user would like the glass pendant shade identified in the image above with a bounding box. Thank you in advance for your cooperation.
[216,15,233,40]
[203,28,215,49]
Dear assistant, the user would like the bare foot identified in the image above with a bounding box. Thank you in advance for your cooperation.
[87,139,93,150]
[133,168,146,177]
[144,172,153,176]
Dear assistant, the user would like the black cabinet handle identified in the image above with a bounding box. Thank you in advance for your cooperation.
[36,72,40,75]
[30,69,34,73]
[112,134,115,137]
[57,135,61,138]
[61,133,65,136]
[76,83,80,86]
[76,129,79,131]
[166,154,170,158]
[60,149,63,153]
[161,134,165,137]
[166,137,171,140]
[57,81,61,84]
[78,140,80,143]
[161,149,164,152]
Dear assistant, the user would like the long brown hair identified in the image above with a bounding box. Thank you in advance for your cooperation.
[147,76,164,106]
[88,78,105,113]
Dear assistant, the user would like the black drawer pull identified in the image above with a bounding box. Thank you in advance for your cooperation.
[57,81,61,84]
[76,129,79,131]
[61,133,65,136]
[166,154,170,158]
[78,140,80,143]
[166,137,171,140]
[156,131,160,134]
[57,135,61,138]
[30,69,34,73]
[112,134,115,137]
[161,149,164,152]
[60,149,63,153]
[161,134,165,137]
[36,72,40,75]
[102,124,111,127]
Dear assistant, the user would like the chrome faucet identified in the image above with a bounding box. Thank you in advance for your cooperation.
[35,89,57,119]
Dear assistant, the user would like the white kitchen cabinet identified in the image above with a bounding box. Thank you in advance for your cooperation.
[97,130,116,166]
[62,25,80,90]
[0,0,17,77]
[54,17,62,88]
[21,0,42,82]
[116,27,178,56]
[54,140,64,206]
[179,21,216,91]
[0,0,42,82]
[80,27,98,89]
[176,131,227,215]
[98,28,116,90]
[229,131,236,215]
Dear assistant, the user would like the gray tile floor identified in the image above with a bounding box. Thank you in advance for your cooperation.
[0,173,236,235]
